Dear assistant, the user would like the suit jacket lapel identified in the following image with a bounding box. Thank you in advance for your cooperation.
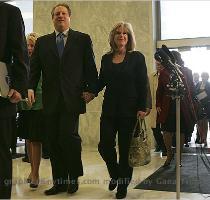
[103,53,113,71]
[48,29,75,59]
[48,32,59,58]
[63,29,75,56]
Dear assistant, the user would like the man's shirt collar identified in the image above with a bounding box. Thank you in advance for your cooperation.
[55,28,69,37]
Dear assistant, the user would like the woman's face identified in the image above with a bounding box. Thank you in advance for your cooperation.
[27,39,35,57]
[114,26,128,49]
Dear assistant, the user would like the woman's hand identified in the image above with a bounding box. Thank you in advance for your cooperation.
[137,111,146,119]
[81,92,95,104]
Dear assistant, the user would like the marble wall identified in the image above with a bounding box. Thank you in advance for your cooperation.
[33,1,156,147]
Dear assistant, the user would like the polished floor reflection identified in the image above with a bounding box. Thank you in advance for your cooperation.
[12,140,210,200]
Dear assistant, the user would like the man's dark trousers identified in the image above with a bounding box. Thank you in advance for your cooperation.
[0,118,13,199]
[45,98,83,186]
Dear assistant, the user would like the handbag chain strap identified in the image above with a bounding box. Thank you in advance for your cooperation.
[139,118,147,139]
[132,118,147,137]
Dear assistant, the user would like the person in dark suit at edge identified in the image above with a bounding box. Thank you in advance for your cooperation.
[97,22,148,199]
[28,3,98,196]
[0,2,29,199]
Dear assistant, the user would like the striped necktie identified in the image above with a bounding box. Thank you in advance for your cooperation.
[56,33,65,57]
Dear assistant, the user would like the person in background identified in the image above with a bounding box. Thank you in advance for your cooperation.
[145,77,152,116]
[21,142,30,162]
[193,72,200,87]
[0,2,29,199]
[192,72,201,143]
[146,76,167,154]
[18,33,43,188]
[171,50,196,148]
[29,3,98,196]
[148,61,166,156]
[195,72,210,146]
[155,49,196,167]
[97,22,147,199]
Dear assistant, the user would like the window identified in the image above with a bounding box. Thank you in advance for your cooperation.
[159,1,210,76]
[180,47,210,76]
[161,1,210,40]
[8,0,33,34]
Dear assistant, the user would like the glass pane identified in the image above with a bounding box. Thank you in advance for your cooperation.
[8,0,33,34]
[161,1,210,40]
[181,47,210,76]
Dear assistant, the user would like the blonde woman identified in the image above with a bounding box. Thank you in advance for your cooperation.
[18,32,43,188]
[97,22,148,199]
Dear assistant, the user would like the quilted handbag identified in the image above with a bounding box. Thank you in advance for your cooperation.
[128,118,151,167]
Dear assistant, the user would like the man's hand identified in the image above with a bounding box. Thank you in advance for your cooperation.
[7,89,22,103]
[82,92,95,104]
[27,89,35,107]
[137,110,146,119]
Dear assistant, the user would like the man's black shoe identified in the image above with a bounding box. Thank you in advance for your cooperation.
[44,185,67,195]
[42,154,50,159]
[115,188,127,199]
[109,178,118,191]
[12,153,18,159]
[67,178,79,194]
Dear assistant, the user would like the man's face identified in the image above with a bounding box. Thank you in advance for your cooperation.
[52,6,70,32]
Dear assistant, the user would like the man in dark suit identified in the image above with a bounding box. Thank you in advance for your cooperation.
[29,3,98,196]
[0,2,29,199]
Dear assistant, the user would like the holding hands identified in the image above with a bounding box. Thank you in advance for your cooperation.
[27,90,95,107]
[7,89,22,103]
[82,92,95,104]
[137,110,146,119]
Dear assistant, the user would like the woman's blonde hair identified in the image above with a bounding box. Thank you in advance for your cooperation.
[109,22,136,53]
[26,32,39,44]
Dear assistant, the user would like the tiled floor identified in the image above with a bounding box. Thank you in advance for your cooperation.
[12,137,210,200]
